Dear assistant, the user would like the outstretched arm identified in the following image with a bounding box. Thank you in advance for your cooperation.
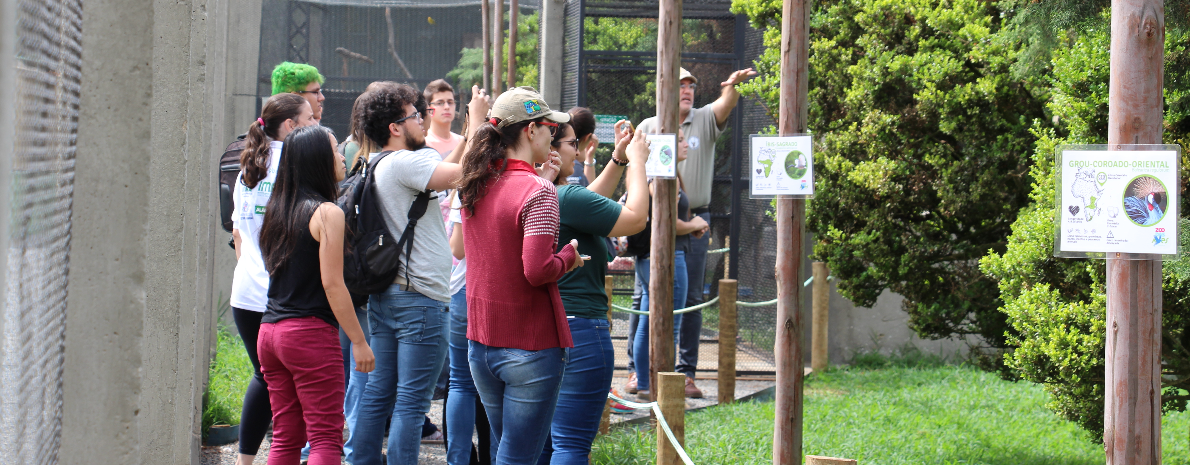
[710,68,757,128]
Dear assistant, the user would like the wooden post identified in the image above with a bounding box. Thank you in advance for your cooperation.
[811,262,829,373]
[492,0,504,96]
[648,0,681,401]
[506,0,518,89]
[656,372,686,465]
[481,0,490,91]
[605,275,614,323]
[718,279,738,405]
[1105,0,1164,462]
[805,456,857,465]
[774,0,809,463]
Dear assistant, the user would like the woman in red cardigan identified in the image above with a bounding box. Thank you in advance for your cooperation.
[457,87,585,464]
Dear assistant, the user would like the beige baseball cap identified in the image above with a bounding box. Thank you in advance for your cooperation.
[490,86,570,129]
[679,67,698,84]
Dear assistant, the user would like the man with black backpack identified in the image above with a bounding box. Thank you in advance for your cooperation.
[345,82,466,465]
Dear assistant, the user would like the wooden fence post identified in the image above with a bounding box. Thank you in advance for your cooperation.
[506,0,518,88]
[656,372,686,465]
[1104,0,1164,462]
[480,0,490,91]
[492,0,504,96]
[811,262,829,373]
[649,0,681,401]
[718,279,738,405]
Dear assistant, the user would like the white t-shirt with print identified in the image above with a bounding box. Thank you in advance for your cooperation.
[230,141,282,312]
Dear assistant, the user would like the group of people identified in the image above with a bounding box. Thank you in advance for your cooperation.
[227,60,754,465]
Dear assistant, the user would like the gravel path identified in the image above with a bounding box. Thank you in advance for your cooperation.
[201,375,774,464]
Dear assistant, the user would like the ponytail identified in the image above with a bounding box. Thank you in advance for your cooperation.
[457,117,540,214]
[241,93,307,188]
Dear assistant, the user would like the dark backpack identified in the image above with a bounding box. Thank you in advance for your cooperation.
[338,150,434,297]
[218,134,248,232]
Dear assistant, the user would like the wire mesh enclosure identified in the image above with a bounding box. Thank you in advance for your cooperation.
[255,0,542,138]
[563,0,783,376]
[3,0,83,461]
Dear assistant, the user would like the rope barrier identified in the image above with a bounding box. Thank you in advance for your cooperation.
[607,392,696,465]
[609,295,780,314]
[610,296,719,315]
[736,298,778,307]
[706,247,729,254]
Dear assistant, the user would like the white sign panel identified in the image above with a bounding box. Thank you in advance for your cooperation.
[1055,145,1180,258]
[645,134,677,179]
[750,135,814,198]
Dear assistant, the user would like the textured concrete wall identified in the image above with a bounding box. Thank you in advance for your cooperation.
[0,0,16,376]
[538,0,565,105]
[62,0,235,461]
[821,284,974,365]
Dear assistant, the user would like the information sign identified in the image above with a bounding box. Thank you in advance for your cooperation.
[750,135,814,198]
[645,133,678,179]
[1055,145,1181,259]
[594,114,627,144]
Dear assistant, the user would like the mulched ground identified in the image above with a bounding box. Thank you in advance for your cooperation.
[200,374,774,464]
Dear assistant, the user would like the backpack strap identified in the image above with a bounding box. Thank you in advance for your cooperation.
[395,189,435,292]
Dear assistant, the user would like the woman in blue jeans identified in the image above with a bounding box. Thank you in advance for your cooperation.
[538,114,651,463]
[629,131,708,397]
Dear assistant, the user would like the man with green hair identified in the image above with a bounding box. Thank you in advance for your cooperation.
[271,61,326,123]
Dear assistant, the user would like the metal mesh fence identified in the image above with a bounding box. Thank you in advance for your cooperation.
[2,0,83,461]
[257,0,542,138]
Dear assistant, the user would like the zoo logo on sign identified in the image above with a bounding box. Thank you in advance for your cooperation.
[1154,227,1169,245]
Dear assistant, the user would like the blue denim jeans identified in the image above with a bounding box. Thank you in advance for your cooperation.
[538,317,614,464]
[633,251,686,391]
[469,340,567,465]
[677,212,711,378]
[350,286,448,465]
[445,286,496,464]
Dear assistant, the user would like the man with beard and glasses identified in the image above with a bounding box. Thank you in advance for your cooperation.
[346,82,463,465]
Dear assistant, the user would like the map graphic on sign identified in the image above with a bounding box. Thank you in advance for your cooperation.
[1069,167,1103,221]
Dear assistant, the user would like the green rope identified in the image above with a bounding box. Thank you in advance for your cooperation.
[611,295,783,313]
[706,247,729,254]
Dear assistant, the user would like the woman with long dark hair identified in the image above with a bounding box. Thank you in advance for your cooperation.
[256,126,375,465]
[457,87,583,464]
[228,92,313,465]
[536,120,650,463]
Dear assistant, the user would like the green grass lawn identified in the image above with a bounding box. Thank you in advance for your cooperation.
[592,364,1190,464]
[202,324,254,436]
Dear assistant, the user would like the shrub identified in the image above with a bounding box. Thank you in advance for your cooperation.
[980,15,1190,440]
[202,324,254,437]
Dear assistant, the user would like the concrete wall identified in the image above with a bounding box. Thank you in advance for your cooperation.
[818,283,975,365]
[60,0,259,461]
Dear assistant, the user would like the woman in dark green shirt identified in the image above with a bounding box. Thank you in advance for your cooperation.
[538,114,650,463]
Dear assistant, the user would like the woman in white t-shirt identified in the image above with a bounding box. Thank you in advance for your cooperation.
[229,92,314,465]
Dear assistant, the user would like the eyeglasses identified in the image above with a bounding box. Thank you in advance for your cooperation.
[680,83,697,90]
[295,88,323,95]
[557,138,579,150]
[430,99,456,108]
[536,121,559,137]
[394,112,423,125]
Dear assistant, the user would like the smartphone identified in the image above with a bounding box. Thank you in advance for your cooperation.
[580,255,592,260]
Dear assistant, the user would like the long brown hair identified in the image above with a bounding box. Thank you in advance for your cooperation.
[457,117,542,214]
[241,93,307,188]
[258,126,339,274]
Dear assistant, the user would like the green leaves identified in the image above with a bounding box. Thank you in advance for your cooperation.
[734,0,1044,349]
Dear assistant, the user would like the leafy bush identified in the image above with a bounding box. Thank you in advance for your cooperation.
[448,11,539,89]
[202,324,254,437]
[731,0,1046,357]
[980,16,1190,441]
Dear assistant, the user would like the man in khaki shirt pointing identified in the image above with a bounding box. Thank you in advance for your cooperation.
[635,66,756,398]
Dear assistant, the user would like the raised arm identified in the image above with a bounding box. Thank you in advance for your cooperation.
[607,128,651,237]
[520,186,582,286]
[311,203,374,373]
[587,120,632,198]
[710,68,757,128]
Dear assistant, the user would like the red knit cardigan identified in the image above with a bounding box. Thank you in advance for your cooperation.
[462,159,577,350]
